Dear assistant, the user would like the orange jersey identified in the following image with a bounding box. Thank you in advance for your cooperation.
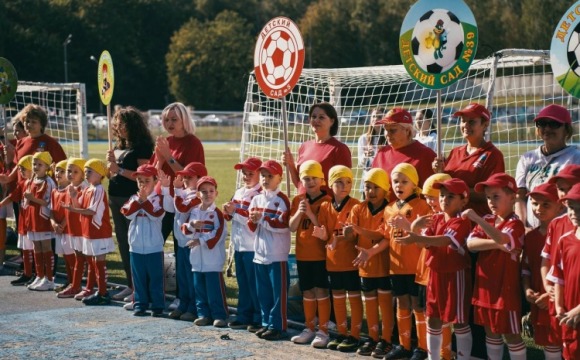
[64,183,87,237]
[350,199,389,278]
[318,196,360,272]
[26,177,56,233]
[51,188,68,227]
[79,184,113,240]
[383,196,431,275]
[291,192,332,261]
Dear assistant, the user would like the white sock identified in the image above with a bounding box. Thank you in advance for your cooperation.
[507,341,526,359]
[454,326,472,359]
[486,336,504,360]
[543,346,562,360]
[427,327,442,360]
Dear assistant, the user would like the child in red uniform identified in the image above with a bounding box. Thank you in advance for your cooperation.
[547,183,580,360]
[522,182,562,359]
[65,159,114,305]
[395,178,473,360]
[57,158,89,298]
[26,151,57,291]
[313,165,362,351]
[463,173,526,359]
[289,160,332,348]
[50,160,74,291]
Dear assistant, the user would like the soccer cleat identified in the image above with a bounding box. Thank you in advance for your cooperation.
[54,282,69,293]
[371,339,393,358]
[133,309,148,317]
[409,347,428,360]
[193,317,212,326]
[168,310,183,320]
[179,312,196,322]
[151,309,164,317]
[385,344,413,359]
[228,320,248,329]
[311,330,330,349]
[247,323,262,333]
[74,288,95,301]
[82,292,111,306]
[123,294,133,303]
[337,336,360,353]
[57,286,82,298]
[213,319,227,328]
[356,339,377,356]
[168,298,180,311]
[25,275,37,287]
[255,327,269,338]
[10,274,32,286]
[291,328,316,344]
[261,329,284,341]
[326,335,346,350]
[123,302,134,311]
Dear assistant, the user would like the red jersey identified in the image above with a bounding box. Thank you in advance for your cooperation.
[443,142,505,216]
[522,227,551,325]
[318,196,360,272]
[64,183,87,237]
[9,179,29,236]
[26,177,56,233]
[78,184,113,240]
[51,187,68,229]
[350,199,389,278]
[291,191,332,261]
[422,213,471,273]
[296,138,352,194]
[371,141,436,202]
[541,213,574,264]
[549,229,580,328]
[469,213,524,311]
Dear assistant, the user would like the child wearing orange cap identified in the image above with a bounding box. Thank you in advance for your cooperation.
[522,183,562,359]
[121,164,166,316]
[463,173,526,359]
[181,176,228,328]
[547,183,580,360]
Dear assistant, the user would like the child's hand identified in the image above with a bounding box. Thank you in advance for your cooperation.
[137,188,148,202]
[51,220,63,234]
[352,245,371,268]
[535,293,550,310]
[461,209,477,222]
[525,288,539,304]
[412,214,433,231]
[68,184,78,198]
[557,306,580,328]
[186,239,200,249]
[312,225,327,240]
[223,201,235,215]
[249,209,262,224]
[23,190,34,200]
[191,220,204,229]
[158,170,171,187]
[173,175,184,189]
[394,233,417,245]
[545,283,555,301]
[388,215,411,231]
[342,223,355,238]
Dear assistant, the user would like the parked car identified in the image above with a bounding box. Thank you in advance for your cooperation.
[200,114,223,125]
[340,109,368,125]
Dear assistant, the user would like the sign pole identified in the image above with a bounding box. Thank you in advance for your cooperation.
[436,90,442,159]
[281,97,291,195]
[107,104,112,150]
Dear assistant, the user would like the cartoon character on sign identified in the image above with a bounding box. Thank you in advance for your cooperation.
[0,67,11,97]
[101,63,111,96]
[426,19,448,60]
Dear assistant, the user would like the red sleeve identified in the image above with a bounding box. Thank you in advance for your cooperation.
[121,199,141,216]
[264,193,290,229]
[502,217,525,249]
[205,209,225,249]
[9,182,24,202]
[175,196,201,213]
[444,217,472,249]
[141,199,165,218]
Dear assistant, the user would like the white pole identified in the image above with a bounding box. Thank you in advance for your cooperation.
[436,90,442,159]
[107,104,112,150]
[281,97,291,196]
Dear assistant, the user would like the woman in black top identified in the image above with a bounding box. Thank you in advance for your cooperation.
[106,107,154,300]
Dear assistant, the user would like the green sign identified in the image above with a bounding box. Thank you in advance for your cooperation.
[551,1,580,98]
[0,58,18,104]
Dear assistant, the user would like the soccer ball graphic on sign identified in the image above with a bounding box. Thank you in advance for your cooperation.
[567,23,580,76]
[260,31,296,86]
[411,9,464,74]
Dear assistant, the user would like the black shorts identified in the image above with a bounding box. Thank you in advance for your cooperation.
[361,276,391,292]
[417,284,426,308]
[297,260,328,291]
[390,274,419,297]
[328,270,361,291]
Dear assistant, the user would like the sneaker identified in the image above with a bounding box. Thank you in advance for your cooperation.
[255,327,268,338]
[54,282,69,293]
[337,336,361,353]
[247,323,262,333]
[112,287,133,301]
[261,329,284,341]
[123,302,134,311]
[82,292,111,306]
[327,320,337,331]
[180,312,196,322]
[213,319,227,328]
[291,328,316,344]
[168,310,183,320]
[410,348,428,360]
[326,335,346,350]
[311,330,330,349]
[34,277,55,291]
[10,274,32,286]
[193,317,212,326]
[133,309,148,317]
[228,320,248,330]
[385,344,413,359]
[151,309,164,317]
[357,340,377,356]
[57,286,82,298]
[372,339,393,359]
[27,276,43,290]
[25,275,37,286]
[168,298,180,311]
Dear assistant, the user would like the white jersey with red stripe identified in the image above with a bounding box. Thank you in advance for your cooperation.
[121,193,165,254]
[162,186,200,247]
[226,183,262,252]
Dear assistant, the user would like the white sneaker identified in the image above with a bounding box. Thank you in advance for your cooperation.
[112,287,133,301]
[327,320,337,331]
[27,276,43,290]
[291,328,316,344]
[32,278,55,291]
[123,294,133,303]
[311,330,329,348]
[123,302,134,311]
[168,298,180,311]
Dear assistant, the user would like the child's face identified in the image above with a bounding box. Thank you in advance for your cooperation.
[484,186,515,217]
[300,176,323,195]
[439,188,466,215]
[260,170,281,191]
[33,159,49,177]
[241,168,260,188]
[183,175,199,190]
[84,167,102,185]
[198,183,217,205]
[391,172,415,200]
[67,165,84,185]
[136,175,156,195]
[556,179,573,199]
[530,195,562,224]
[564,199,580,226]
[425,194,441,212]
[18,166,32,179]
[331,177,352,200]
[55,167,68,185]
[364,181,386,206]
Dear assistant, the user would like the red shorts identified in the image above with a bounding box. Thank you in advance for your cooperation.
[473,306,521,334]
[531,307,561,346]
[562,328,579,360]
[426,268,471,324]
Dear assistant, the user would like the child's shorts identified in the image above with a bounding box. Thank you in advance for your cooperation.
[55,234,75,255]
[27,231,54,241]
[72,236,84,252]
[473,305,521,334]
[17,234,33,250]
[82,238,115,256]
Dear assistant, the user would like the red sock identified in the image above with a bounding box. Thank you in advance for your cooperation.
[85,257,96,291]
[63,253,75,283]
[43,251,54,281]
[95,259,108,295]
[22,250,34,277]
[33,251,45,278]
[72,253,85,289]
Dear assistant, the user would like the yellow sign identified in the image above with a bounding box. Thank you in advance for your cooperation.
[97,50,114,105]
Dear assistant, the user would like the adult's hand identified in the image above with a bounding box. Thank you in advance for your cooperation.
[155,136,172,161]
[106,149,119,174]
[432,157,445,173]
[281,147,295,168]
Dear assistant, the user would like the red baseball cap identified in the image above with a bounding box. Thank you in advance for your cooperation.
[196,176,218,190]
[176,162,208,178]
[474,172,517,193]
[132,164,157,178]
[533,104,571,124]
[548,164,580,185]
[432,178,469,198]
[376,108,413,125]
[234,157,262,171]
[453,103,490,122]
[259,160,283,176]
[559,183,580,203]
[527,183,559,203]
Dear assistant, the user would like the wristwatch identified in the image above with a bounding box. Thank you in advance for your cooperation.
[168,157,176,164]
[117,167,125,176]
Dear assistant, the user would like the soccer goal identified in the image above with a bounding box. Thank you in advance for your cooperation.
[2,81,88,158]
[240,48,579,194]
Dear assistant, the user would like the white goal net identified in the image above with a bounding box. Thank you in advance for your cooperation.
[2,81,88,158]
[240,49,580,195]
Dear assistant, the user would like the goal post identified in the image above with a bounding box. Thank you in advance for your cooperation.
[240,49,579,195]
[4,81,88,159]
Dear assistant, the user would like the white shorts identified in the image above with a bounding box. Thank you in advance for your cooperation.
[72,236,84,252]
[82,237,115,256]
[17,234,33,250]
[27,231,54,242]
[0,203,14,219]
[56,234,75,255]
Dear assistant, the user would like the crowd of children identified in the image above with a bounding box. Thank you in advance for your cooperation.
[4,126,580,360]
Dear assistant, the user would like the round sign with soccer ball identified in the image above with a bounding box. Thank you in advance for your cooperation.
[399,0,478,90]
[254,17,305,99]
[551,1,580,98]
[0,57,18,105]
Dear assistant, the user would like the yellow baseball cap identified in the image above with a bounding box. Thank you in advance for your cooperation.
[85,158,108,177]
[328,165,353,187]
[422,173,452,197]
[364,168,390,193]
